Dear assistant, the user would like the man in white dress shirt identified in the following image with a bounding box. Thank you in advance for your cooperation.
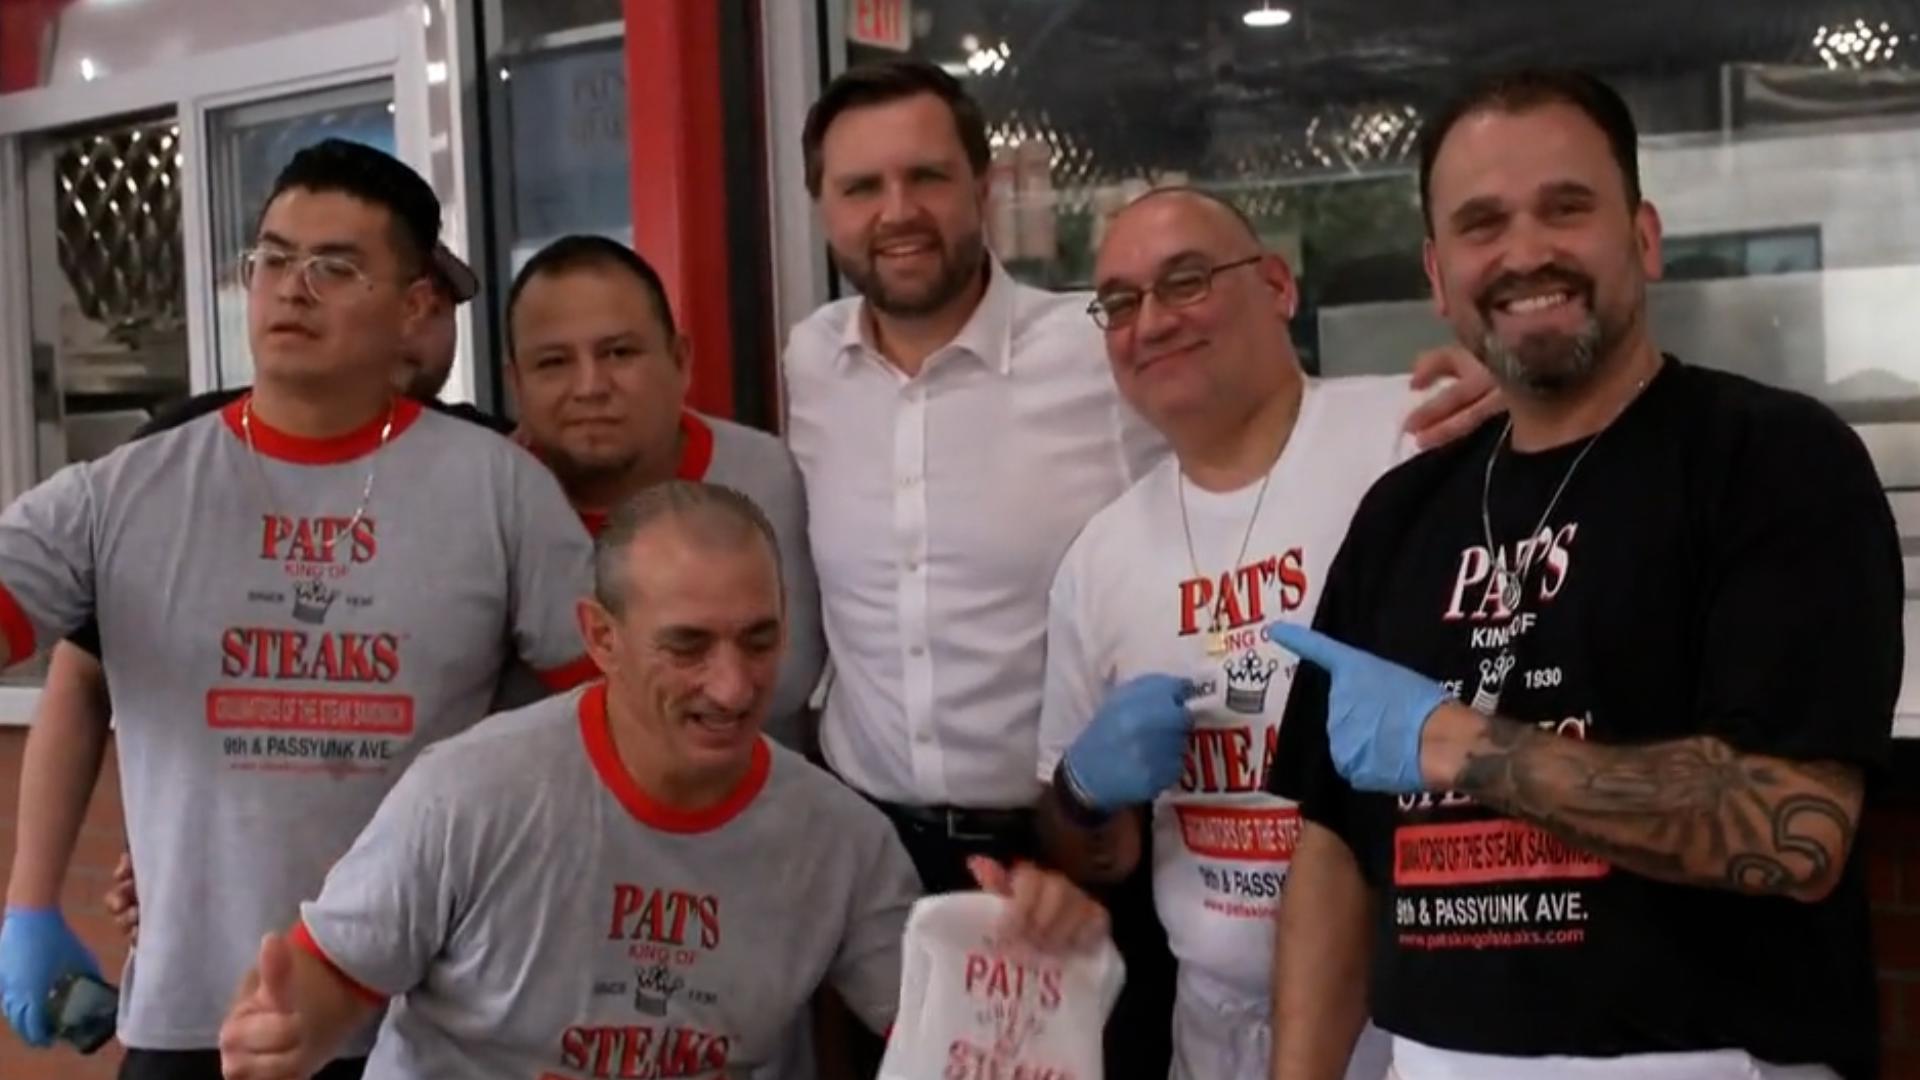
[781,58,1497,1076]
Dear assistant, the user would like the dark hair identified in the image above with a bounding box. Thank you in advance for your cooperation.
[1417,69,1643,233]
[594,481,782,615]
[802,58,991,197]
[504,235,678,353]
[263,138,440,275]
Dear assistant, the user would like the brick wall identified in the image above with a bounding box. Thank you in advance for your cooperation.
[0,730,125,1079]
[1871,799,1920,1078]
[0,729,1911,1076]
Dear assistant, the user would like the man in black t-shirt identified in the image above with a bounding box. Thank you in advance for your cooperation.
[1264,71,1901,1080]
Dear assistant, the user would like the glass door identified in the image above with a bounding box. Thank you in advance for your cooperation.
[23,110,189,481]
[203,78,398,388]
[7,109,187,684]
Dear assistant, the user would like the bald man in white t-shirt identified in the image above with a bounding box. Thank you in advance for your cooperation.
[1036,189,1481,1080]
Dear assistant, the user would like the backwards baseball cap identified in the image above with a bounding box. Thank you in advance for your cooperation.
[429,242,479,303]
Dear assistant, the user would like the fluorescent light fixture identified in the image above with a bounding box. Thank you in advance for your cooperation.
[1244,3,1293,28]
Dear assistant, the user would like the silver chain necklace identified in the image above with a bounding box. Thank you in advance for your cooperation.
[1478,374,1651,613]
[1479,419,1601,615]
[241,395,396,559]
[1472,375,1650,714]
[1178,467,1273,657]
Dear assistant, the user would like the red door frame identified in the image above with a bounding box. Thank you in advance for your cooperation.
[621,0,735,419]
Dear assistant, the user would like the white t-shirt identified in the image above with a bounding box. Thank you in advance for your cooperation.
[1389,1036,1841,1080]
[1036,376,1418,1004]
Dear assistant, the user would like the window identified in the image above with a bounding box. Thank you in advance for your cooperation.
[473,0,630,410]
[21,112,187,483]
[833,1,1920,410]
[832,0,1920,728]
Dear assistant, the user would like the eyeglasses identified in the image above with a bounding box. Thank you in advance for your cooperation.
[1086,254,1266,330]
[239,247,375,302]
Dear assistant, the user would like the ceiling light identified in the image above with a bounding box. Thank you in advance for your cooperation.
[1243,3,1293,28]
[964,42,1008,75]
[78,57,98,81]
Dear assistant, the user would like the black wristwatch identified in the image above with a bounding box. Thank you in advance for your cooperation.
[1051,759,1114,828]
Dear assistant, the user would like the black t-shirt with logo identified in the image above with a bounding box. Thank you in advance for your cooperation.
[1267,357,1901,1078]
[64,388,512,657]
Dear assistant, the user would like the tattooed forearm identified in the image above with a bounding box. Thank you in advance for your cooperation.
[1447,713,1863,901]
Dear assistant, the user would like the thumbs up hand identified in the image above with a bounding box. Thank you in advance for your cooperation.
[218,933,313,1080]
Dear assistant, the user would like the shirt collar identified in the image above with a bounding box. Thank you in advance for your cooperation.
[834,255,1019,377]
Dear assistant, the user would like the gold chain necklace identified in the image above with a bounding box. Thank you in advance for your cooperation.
[241,395,396,560]
[1178,466,1273,657]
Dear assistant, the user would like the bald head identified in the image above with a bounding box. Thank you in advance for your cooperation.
[1094,188,1272,302]
[1112,186,1262,248]
[1092,185,1302,438]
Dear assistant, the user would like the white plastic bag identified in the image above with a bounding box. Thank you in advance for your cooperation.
[879,892,1125,1080]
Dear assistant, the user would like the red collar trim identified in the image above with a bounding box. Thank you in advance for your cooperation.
[221,394,424,465]
[519,410,715,527]
[577,682,771,833]
[675,410,714,481]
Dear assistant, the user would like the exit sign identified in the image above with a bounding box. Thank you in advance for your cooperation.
[848,0,912,52]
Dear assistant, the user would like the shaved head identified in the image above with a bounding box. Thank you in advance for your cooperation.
[1111,186,1262,248]
[1092,184,1302,439]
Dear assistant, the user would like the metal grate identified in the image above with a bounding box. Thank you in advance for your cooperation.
[54,117,186,344]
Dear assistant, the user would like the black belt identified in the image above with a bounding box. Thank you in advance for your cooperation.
[869,798,1034,843]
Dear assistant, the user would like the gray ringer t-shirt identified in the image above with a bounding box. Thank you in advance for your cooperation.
[490,411,823,751]
[0,396,594,1052]
[300,683,919,1079]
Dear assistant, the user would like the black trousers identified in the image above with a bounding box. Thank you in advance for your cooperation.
[119,1049,367,1080]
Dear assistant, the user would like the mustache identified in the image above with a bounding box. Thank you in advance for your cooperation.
[1474,266,1594,315]
[868,225,943,254]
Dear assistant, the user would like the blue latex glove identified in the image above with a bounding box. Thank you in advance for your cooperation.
[1265,623,1451,794]
[1061,673,1196,811]
[0,907,101,1047]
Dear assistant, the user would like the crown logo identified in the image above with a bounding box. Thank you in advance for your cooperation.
[1223,650,1281,714]
[1470,653,1517,715]
[291,579,339,625]
[632,966,683,1018]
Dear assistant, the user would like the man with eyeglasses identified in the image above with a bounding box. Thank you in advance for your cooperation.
[1032,187,1447,1080]
[784,57,1499,1076]
[0,138,595,1080]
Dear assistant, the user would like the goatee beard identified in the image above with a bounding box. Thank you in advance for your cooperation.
[1481,316,1603,397]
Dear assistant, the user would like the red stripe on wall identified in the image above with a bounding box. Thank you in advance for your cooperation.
[622,0,736,419]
